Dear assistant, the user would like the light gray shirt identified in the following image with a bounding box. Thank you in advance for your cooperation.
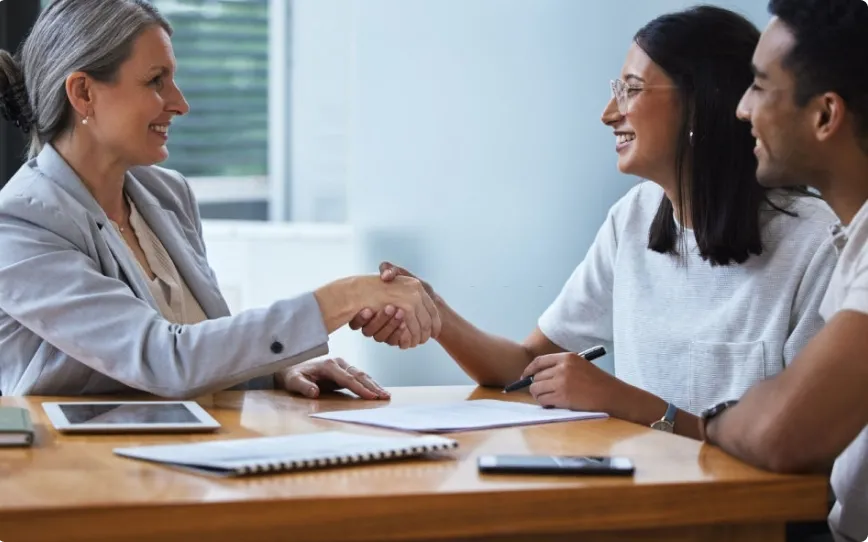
[122,195,209,325]
[819,198,868,542]
[0,144,330,398]
[538,182,838,415]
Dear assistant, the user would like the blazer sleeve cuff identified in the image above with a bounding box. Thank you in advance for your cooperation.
[268,291,330,362]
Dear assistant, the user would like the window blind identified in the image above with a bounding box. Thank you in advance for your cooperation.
[150,0,269,178]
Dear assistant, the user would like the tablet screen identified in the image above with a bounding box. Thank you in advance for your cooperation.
[59,403,201,425]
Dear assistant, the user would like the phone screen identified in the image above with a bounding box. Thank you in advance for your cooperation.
[477,454,634,475]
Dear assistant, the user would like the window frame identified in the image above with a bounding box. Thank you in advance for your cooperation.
[161,0,292,220]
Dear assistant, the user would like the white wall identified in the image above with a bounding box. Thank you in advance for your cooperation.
[290,0,771,385]
[289,0,354,222]
[200,221,362,362]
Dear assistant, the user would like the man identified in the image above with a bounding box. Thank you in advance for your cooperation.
[701,1,868,541]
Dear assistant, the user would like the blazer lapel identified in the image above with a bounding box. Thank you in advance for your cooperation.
[123,174,231,319]
[34,145,160,311]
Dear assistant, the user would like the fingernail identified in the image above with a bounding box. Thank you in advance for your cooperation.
[361,308,373,319]
[306,387,318,398]
[385,305,395,316]
[395,309,404,319]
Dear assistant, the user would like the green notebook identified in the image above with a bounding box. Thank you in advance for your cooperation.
[0,406,34,447]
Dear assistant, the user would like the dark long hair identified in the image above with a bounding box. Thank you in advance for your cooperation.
[636,5,799,266]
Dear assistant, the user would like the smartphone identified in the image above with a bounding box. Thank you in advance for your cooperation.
[477,454,635,476]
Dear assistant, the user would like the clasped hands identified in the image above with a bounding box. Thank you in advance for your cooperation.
[348,262,441,349]
[279,263,441,400]
[344,262,627,413]
[282,262,625,414]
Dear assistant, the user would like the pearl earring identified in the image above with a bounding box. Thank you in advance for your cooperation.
[82,116,89,125]
[689,130,694,144]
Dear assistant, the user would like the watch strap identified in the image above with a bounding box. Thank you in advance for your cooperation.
[663,402,677,425]
[650,402,678,432]
[699,400,739,442]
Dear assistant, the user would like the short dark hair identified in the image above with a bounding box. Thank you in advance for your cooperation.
[768,0,868,152]
[635,5,798,266]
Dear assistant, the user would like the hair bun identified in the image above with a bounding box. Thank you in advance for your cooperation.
[0,50,35,133]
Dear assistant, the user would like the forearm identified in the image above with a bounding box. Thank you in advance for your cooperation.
[705,376,833,473]
[707,403,771,469]
[616,385,701,439]
[706,376,848,473]
[314,277,363,333]
[705,379,787,470]
[703,312,868,474]
[435,299,534,387]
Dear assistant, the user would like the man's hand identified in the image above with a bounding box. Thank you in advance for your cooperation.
[522,352,625,412]
[349,262,439,348]
[278,358,390,400]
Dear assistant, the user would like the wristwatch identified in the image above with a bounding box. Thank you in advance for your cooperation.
[650,402,677,433]
[699,400,739,442]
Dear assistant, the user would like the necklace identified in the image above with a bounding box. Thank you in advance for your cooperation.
[113,197,132,234]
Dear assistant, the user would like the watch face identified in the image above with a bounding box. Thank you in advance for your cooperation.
[651,420,674,433]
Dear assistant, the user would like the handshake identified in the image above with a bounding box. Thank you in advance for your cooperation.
[347,262,442,349]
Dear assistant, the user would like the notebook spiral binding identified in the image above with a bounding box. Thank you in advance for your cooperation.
[236,440,458,475]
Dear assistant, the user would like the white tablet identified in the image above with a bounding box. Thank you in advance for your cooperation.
[42,401,221,433]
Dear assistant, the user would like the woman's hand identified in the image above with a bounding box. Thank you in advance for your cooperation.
[357,273,441,348]
[522,352,626,412]
[278,358,390,400]
[314,271,441,349]
[349,262,438,348]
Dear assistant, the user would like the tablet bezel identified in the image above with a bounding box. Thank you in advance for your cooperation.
[42,401,221,433]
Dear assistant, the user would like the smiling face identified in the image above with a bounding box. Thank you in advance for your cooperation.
[85,25,189,167]
[736,17,819,188]
[601,42,682,190]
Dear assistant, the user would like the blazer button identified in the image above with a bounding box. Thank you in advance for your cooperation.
[270,341,284,354]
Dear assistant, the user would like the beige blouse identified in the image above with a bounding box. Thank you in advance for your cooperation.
[114,197,208,325]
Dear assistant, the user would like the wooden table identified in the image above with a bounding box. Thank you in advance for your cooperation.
[0,386,828,542]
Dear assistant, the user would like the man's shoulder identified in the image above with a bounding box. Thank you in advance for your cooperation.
[838,199,868,276]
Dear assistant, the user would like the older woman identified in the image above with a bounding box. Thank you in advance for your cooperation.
[353,5,839,441]
[0,0,440,398]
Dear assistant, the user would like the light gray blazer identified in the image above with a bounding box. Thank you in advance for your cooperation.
[0,144,329,397]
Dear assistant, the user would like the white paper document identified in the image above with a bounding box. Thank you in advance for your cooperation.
[310,399,608,433]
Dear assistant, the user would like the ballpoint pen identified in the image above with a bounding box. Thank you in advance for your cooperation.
[502,345,607,393]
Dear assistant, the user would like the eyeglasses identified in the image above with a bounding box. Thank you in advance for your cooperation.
[609,78,676,114]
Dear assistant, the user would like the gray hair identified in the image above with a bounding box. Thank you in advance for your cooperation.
[0,0,172,159]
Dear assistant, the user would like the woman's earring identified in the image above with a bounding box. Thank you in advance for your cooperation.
[82,116,89,125]
[689,130,694,145]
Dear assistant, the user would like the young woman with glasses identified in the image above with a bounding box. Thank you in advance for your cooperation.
[351,5,837,441]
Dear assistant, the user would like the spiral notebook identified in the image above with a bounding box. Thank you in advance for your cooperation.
[113,431,459,477]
